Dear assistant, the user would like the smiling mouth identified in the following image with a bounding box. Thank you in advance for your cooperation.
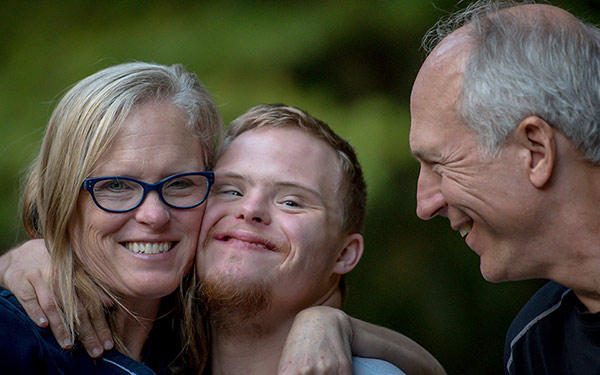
[123,242,175,254]
[458,222,473,238]
[217,234,276,251]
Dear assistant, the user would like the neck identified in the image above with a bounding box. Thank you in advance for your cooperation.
[206,284,344,375]
[209,310,295,375]
[113,297,162,361]
[537,158,600,312]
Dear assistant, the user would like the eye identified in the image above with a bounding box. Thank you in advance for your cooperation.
[283,200,299,207]
[109,180,125,190]
[214,184,243,197]
[165,177,193,189]
[96,179,134,192]
[422,161,443,178]
[279,196,302,208]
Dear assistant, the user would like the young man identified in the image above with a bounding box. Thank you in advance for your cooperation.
[410,1,600,373]
[195,103,402,374]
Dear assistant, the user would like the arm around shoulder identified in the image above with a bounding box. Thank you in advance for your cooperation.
[280,306,445,375]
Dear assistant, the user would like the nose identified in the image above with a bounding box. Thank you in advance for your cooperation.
[134,191,171,228]
[236,193,271,225]
[415,166,447,220]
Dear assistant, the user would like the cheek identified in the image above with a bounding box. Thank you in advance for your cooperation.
[282,219,335,265]
[168,207,205,264]
[441,170,491,206]
[197,201,230,245]
[71,199,128,251]
[176,205,205,237]
[68,211,129,286]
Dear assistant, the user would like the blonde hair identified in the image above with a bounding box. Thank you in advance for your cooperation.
[20,62,222,369]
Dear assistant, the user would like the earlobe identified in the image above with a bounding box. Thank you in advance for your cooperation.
[515,116,556,188]
[332,233,364,275]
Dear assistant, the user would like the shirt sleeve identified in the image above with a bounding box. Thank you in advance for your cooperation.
[352,356,406,375]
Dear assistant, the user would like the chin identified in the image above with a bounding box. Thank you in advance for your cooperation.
[128,278,180,299]
[479,259,510,283]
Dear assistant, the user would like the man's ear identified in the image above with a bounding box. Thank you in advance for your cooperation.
[514,116,556,188]
[332,233,364,275]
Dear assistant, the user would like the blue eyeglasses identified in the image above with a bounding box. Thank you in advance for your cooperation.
[82,172,214,213]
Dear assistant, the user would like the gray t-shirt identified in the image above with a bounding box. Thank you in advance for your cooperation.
[353,357,405,375]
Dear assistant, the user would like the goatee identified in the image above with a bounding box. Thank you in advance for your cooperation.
[198,273,273,336]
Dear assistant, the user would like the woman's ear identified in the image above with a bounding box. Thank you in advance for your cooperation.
[514,116,556,188]
[332,233,364,275]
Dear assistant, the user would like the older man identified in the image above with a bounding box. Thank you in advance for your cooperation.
[195,104,407,374]
[410,1,600,374]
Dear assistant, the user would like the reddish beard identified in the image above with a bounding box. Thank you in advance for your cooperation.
[197,273,273,335]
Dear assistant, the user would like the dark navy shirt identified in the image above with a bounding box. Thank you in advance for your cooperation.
[504,281,600,375]
[0,286,184,374]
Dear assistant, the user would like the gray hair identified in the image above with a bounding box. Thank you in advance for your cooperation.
[424,0,600,163]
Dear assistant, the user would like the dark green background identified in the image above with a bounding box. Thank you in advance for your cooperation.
[1,1,598,374]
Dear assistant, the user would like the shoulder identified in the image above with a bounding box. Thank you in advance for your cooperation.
[0,287,159,374]
[0,286,60,371]
[506,281,571,342]
[352,356,406,375]
[504,281,573,374]
[0,285,45,340]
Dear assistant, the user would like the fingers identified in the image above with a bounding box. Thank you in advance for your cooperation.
[89,303,114,352]
[28,274,74,349]
[94,289,115,351]
[277,353,352,375]
[75,296,113,358]
[278,306,353,375]
[8,271,50,328]
[10,271,73,349]
[1,239,116,358]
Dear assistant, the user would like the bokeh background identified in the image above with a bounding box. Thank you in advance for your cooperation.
[1,1,598,374]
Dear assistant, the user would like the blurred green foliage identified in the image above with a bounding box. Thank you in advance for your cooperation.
[0,1,598,374]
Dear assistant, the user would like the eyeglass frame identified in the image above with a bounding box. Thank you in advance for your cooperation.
[82,171,215,213]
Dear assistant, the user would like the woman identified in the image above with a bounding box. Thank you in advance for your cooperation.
[1,61,221,373]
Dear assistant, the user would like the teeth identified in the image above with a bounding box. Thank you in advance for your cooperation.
[458,223,473,238]
[125,242,172,254]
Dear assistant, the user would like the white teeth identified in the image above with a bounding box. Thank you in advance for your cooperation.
[459,223,473,238]
[125,242,172,254]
